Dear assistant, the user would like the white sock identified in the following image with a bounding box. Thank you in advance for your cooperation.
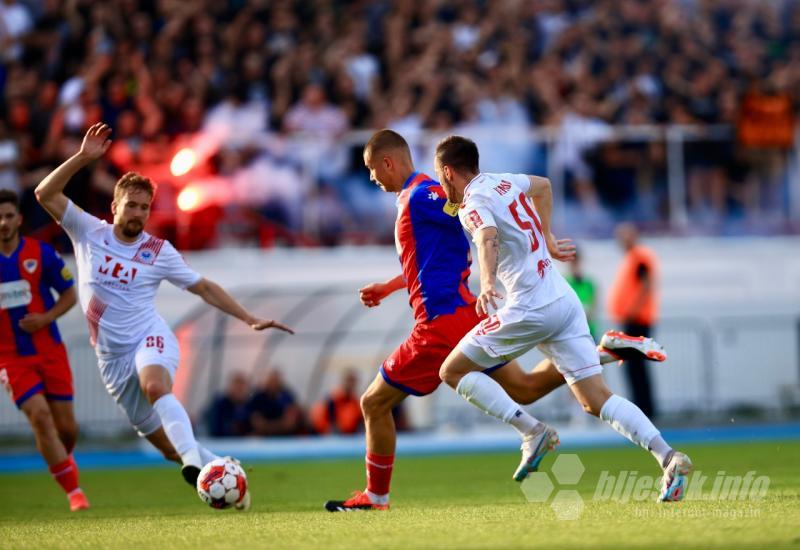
[198,446,220,466]
[456,371,541,437]
[153,394,199,466]
[648,435,674,468]
[599,394,662,463]
[366,490,389,505]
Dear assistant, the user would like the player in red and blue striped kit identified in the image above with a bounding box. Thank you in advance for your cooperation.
[0,190,89,511]
[324,131,669,512]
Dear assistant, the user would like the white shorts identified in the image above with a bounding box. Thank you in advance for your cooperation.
[458,290,602,385]
[99,321,180,437]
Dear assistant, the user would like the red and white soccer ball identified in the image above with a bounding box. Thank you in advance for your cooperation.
[196,458,248,509]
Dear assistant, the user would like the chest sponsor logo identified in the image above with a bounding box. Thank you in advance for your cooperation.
[23,259,38,274]
[0,279,32,309]
[97,255,138,286]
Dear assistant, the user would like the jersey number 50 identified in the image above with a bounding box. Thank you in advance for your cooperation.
[508,192,543,252]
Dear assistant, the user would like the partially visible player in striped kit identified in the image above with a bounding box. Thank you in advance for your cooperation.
[35,123,294,508]
[0,189,88,511]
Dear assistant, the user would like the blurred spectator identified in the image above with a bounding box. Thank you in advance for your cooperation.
[247,369,304,437]
[737,80,796,222]
[0,0,33,63]
[0,118,20,192]
[564,250,598,341]
[205,371,252,438]
[283,82,349,184]
[311,369,363,435]
[607,223,659,418]
[1,0,798,246]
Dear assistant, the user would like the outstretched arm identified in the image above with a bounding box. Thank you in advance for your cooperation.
[359,274,406,308]
[526,175,576,262]
[187,278,294,333]
[35,123,112,222]
[474,226,503,316]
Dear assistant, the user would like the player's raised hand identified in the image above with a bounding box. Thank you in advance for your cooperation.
[476,288,503,316]
[546,234,577,262]
[78,123,113,160]
[250,319,295,334]
[359,282,387,308]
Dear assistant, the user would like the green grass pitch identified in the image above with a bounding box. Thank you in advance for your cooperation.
[2,440,798,549]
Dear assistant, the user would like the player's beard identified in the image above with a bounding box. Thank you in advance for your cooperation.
[121,219,144,238]
[0,226,18,244]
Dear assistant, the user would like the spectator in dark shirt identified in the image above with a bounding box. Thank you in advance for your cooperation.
[247,369,304,436]
[205,371,252,437]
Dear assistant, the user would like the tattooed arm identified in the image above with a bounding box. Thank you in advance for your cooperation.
[474,226,503,316]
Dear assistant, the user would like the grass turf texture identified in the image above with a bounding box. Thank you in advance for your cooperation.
[1,440,798,549]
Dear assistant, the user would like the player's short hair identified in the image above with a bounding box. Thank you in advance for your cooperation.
[113,172,156,203]
[0,189,20,212]
[435,135,479,174]
[364,129,411,159]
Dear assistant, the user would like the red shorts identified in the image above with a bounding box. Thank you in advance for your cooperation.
[380,304,484,396]
[0,344,73,408]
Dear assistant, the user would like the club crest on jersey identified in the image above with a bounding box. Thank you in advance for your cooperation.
[132,236,165,265]
[23,259,38,274]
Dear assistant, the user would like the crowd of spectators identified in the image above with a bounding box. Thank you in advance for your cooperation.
[1,0,799,246]
[204,368,408,438]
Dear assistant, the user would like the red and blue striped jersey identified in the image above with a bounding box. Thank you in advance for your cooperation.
[0,238,74,357]
[395,172,475,323]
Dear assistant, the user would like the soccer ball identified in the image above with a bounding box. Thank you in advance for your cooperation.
[196,458,248,509]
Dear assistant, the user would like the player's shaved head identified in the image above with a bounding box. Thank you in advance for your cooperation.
[364,129,412,161]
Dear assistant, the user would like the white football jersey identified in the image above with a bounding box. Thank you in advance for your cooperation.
[458,172,570,310]
[60,201,201,360]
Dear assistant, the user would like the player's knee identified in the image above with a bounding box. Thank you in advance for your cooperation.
[142,380,168,403]
[438,363,461,388]
[360,391,385,417]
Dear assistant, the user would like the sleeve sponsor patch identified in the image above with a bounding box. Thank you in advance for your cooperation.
[464,209,485,232]
[60,266,73,281]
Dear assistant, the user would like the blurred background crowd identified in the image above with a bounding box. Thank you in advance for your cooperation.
[204,368,408,438]
[1,0,799,248]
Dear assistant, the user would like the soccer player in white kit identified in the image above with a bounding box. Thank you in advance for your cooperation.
[434,136,692,502]
[35,123,294,494]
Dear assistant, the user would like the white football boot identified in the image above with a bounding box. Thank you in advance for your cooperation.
[659,451,693,502]
[599,330,667,363]
[513,424,560,482]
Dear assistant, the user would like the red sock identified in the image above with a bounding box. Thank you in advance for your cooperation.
[365,452,394,497]
[49,458,79,495]
[68,455,79,484]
